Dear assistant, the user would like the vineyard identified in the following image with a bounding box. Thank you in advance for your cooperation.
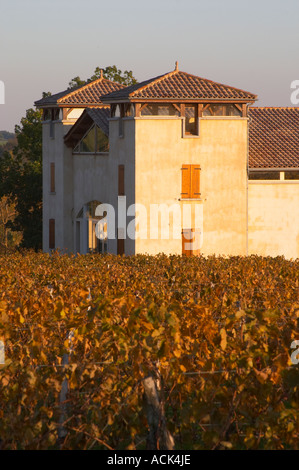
[0,251,298,450]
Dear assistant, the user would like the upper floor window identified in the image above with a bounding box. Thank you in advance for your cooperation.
[284,171,299,180]
[73,125,109,153]
[249,170,299,181]
[111,104,135,118]
[141,104,180,117]
[185,105,197,135]
[248,171,280,180]
[43,108,61,121]
[203,104,242,117]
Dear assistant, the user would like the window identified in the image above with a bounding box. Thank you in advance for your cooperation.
[96,126,109,152]
[185,105,197,135]
[50,163,55,193]
[141,104,180,116]
[203,104,242,117]
[111,104,122,118]
[284,171,299,180]
[124,104,135,117]
[73,125,109,153]
[43,109,51,121]
[181,164,201,199]
[248,171,280,180]
[49,219,55,250]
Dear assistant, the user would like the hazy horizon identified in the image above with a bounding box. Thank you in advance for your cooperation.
[0,0,298,132]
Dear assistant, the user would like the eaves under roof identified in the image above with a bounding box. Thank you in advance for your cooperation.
[101,68,257,103]
[249,107,299,169]
[35,77,125,108]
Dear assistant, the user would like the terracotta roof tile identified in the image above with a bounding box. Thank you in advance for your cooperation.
[35,78,125,107]
[102,70,257,102]
[248,107,299,168]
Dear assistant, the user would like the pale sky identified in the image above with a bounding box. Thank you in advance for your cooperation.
[0,0,298,132]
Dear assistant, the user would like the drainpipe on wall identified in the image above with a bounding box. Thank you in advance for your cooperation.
[246,106,251,257]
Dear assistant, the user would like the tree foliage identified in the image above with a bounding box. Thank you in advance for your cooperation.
[0,253,298,450]
[0,108,43,250]
[68,65,137,89]
[0,196,22,252]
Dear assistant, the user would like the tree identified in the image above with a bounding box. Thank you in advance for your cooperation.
[0,108,43,250]
[68,65,137,89]
[0,196,22,252]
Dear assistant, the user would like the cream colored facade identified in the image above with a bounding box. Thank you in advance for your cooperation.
[131,117,248,256]
[248,180,299,259]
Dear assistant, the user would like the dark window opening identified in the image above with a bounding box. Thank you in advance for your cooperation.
[73,125,109,153]
[185,105,197,135]
[248,171,280,180]
[203,104,242,117]
[141,104,180,117]
[284,171,299,180]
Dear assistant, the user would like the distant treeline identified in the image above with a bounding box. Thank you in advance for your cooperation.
[0,131,17,157]
[0,130,15,141]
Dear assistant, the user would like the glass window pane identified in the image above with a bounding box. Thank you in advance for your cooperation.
[203,107,212,116]
[284,171,299,180]
[203,104,241,117]
[96,126,109,152]
[185,106,197,134]
[209,105,224,116]
[249,171,280,180]
[125,104,135,117]
[225,105,242,117]
[141,104,179,116]
[80,126,95,152]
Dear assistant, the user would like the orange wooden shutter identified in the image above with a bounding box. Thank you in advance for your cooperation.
[50,163,55,193]
[181,165,191,198]
[118,165,125,196]
[49,219,55,249]
[191,165,201,198]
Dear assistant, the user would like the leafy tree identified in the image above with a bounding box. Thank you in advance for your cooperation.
[0,108,43,250]
[0,195,22,252]
[68,65,137,89]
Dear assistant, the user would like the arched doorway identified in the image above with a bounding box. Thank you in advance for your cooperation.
[75,200,107,254]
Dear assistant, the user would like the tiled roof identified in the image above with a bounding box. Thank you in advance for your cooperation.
[35,78,125,107]
[102,69,257,102]
[249,107,299,168]
[64,107,110,148]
